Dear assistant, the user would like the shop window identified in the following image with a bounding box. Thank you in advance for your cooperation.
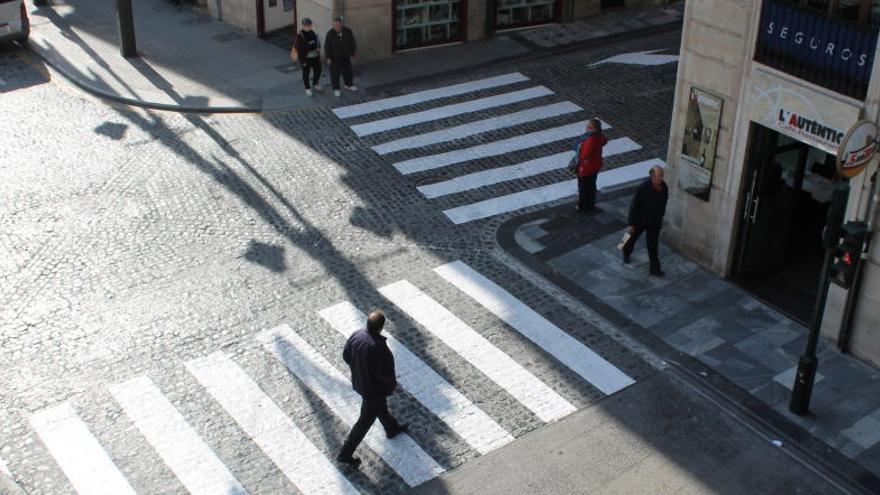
[395,0,464,50]
[495,0,557,29]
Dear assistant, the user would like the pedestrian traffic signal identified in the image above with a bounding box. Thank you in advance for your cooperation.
[831,221,868,289]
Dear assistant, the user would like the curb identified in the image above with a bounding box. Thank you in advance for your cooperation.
[21,38,262,114]
[496,201,880,495]
[0,472,27,495]
[25,17,681,113]
[363,21,682,96]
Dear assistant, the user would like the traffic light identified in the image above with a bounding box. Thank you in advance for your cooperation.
[831,221,867,289]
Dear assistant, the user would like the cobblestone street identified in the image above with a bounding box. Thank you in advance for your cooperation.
[0,26,858,494]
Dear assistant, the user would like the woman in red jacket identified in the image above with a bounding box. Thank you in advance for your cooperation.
[576,118,608,211]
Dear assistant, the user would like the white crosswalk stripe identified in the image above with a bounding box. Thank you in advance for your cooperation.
[29,403,137,495]
[435,261,636,395]
[333,72,529,118]
[333,72,667,225]
[15,261,648,492]
[379,280,577,422]
[255,324,446,487]
[109,376,247,495]
[393,121,593,175]
[373,102,583,155]
[186,352,359,495]
[351,86,555,137]
[417,137,641,198]
[443,158,665,224]
[318,301,514,455]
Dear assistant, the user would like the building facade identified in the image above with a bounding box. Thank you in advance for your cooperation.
[207,0,664,61]
[666,0,880,365]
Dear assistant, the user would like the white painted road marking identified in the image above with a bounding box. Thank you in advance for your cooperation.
[256,325,445,487]
[590,49,680,67]
[109,376,247,495]
[442,158,665,224]
[0,457,12,478]
[350,86,554,137]
[435,261,636,395]
[318,302,514,455]
[393,121,594,175]
[417,137,641,198]
[186,352,359,495]
[379,280,576,422]
[332,72,530,119]
[372,101,583,155]
[29,403,136,495]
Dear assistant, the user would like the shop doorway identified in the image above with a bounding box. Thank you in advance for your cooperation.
[733,124,839,324]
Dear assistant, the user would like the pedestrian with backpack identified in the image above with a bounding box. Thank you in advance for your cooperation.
[291,18,323,96]
[573,119,607,211]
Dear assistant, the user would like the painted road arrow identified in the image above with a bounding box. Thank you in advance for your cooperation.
[590,49,679,67]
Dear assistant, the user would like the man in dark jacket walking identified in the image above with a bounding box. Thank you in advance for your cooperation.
[622,165,669,277]
[325,17,357,97]
[337,310,408,466]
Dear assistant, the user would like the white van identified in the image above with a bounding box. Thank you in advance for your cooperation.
[0,0,29,44]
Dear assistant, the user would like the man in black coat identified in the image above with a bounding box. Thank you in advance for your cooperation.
[623,165,669,277]
[337,310,408,466]
[325,16,357,97]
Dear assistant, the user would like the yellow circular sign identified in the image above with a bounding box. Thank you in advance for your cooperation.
[837,120,878,178]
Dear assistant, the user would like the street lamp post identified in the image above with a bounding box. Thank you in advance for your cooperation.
[789,180,849,415]
[116,0,137,58]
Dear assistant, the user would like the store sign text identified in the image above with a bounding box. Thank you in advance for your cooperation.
[757,0,878,83]
[777,109,844,151]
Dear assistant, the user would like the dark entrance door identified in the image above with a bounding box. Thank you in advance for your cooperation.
[733,124,837,324]
[601,0,624,9]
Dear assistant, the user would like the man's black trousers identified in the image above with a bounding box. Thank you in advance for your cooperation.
[623,226,661,270]
[340,395,401,456]
[329,57,354,90]
[301,58,321,89]
[577,174,597,210]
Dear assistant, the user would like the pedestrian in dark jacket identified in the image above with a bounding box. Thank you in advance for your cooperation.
[575,119,608,211]
[325,17,357,97]
[292,18,323,96]
[337,310,408,467]
[622,165,669,276]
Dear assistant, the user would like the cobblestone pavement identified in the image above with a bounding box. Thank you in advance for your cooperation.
[0,31,683,493]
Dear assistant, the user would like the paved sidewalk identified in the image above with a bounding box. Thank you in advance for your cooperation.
[23,0,682,112]
[416,372,850,494]
[499,189,880,493]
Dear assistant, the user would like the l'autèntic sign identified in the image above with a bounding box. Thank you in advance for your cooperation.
[747,69,861,155]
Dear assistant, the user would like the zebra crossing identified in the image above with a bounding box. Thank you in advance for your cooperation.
[332,72,665,225]
[18,260,636,494]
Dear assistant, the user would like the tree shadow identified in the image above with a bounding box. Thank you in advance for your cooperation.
[243,240,286,273]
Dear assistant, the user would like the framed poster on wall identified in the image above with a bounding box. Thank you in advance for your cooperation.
[679,87,723,201]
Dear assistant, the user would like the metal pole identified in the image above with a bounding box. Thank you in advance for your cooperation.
[790,180,850,415]
[116,0,137,58]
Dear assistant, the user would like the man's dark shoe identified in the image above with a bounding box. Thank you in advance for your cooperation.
[386,424,409,439]
[650,268,666,277]
[622,252,631,264]
[336,453,362,467]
